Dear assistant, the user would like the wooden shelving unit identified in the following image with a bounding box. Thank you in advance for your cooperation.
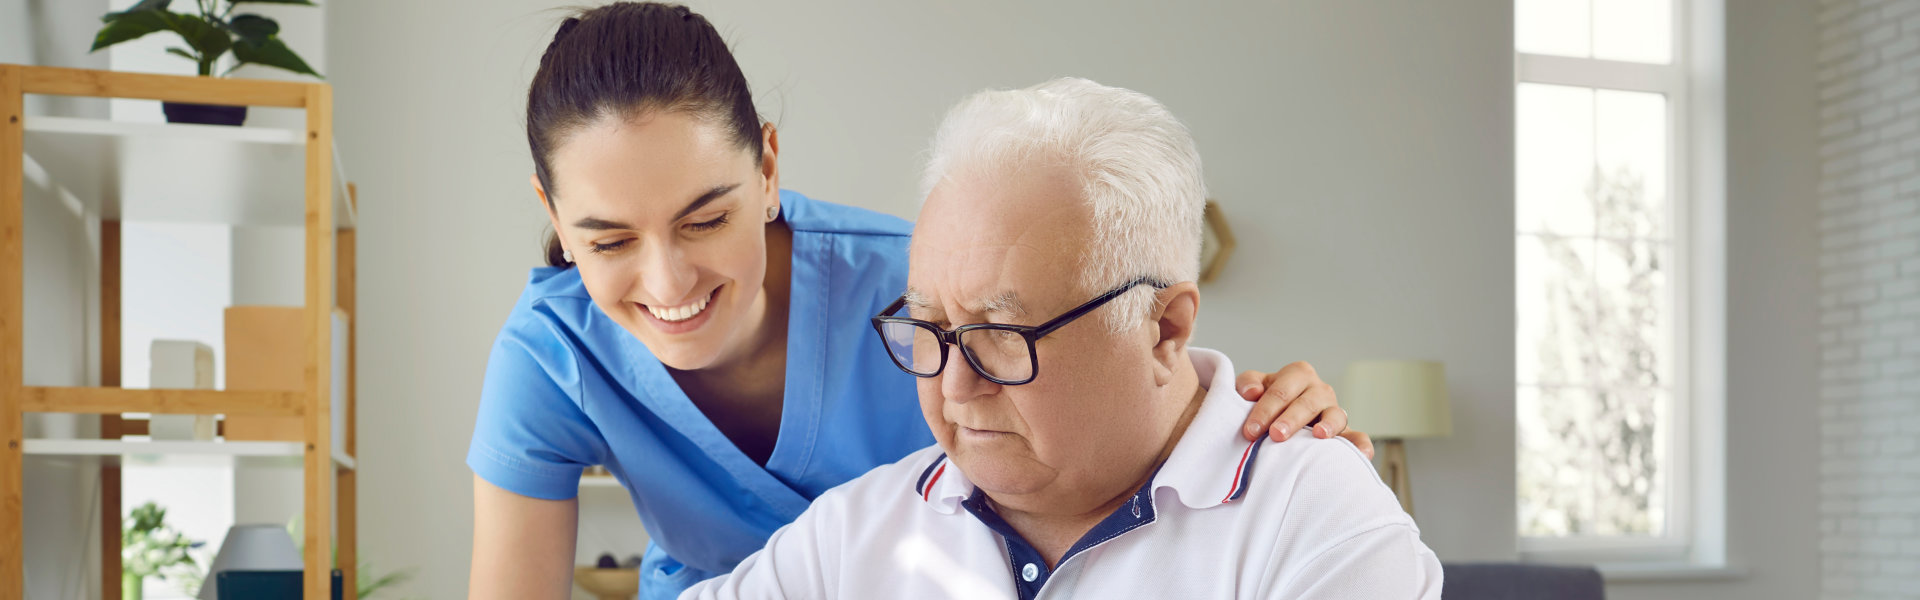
[1,65,357,600]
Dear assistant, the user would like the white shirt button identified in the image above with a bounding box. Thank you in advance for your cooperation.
[1021,563,1039,582]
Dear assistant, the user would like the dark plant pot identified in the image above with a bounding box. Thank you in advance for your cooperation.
[161,101,247,126]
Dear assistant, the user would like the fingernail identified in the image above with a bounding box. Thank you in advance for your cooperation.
[1315,425,1330,438]
[1244,423,1261,437]
[1273,424,1290,440]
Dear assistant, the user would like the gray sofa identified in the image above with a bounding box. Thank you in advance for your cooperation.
[1442,562,1605,599]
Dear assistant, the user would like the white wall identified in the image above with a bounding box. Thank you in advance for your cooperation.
[1608,1,1823,599]
[325,1,1822,597]
[1814,0,1920,598]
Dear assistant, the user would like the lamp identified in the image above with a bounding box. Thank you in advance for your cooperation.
[197,524,302,600]
[1340,360,1452,518]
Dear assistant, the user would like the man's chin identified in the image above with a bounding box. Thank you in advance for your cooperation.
[950,451,1053,498]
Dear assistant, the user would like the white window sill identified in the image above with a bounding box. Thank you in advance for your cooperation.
[1596,561,1747,582]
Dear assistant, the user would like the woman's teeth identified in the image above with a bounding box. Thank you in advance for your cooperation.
[647,291,711,322]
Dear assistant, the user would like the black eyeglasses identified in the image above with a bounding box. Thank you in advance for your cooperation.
[870,277,1170,385]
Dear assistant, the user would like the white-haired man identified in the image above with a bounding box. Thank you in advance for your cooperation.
[681,78,1443,599]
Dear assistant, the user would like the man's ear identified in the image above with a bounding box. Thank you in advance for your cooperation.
[1148,282,1200,386]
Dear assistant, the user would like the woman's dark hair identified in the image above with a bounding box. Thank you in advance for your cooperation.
[528,2,763,268]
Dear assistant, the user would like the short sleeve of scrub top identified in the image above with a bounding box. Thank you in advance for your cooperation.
[467,190,932,600]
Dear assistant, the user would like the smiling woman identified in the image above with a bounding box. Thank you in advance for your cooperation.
[464,4,1365,600]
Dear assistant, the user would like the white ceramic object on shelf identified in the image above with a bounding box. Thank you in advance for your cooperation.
[198,524,303,600]
[149,340,217,440]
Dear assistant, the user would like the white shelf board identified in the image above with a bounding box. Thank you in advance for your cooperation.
[25,438,356,470]
[580,475,624,489]
[20,115,354,228]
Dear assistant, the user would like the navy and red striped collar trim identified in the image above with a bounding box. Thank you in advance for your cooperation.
[915,452,949,500]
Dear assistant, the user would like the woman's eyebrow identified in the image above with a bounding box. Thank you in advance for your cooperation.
[572,216,632,230]
[673,183,742,220]
[568,183,743,230]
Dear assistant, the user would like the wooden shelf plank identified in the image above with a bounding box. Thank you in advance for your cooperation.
[24,438,355,470]
[21,66,309,108]
[22,387,304,417]
[22,116,355,228]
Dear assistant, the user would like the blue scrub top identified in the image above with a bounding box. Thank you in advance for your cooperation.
[467,191,932,599]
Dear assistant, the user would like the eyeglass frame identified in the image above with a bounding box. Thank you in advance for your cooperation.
[870,276,1171,386]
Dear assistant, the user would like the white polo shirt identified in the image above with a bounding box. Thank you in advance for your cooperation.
[681,348,1444,599]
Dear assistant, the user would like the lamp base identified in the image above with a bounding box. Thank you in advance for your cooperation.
[1380,438,1414,518]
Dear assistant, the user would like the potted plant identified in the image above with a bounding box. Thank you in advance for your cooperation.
[89,0,324,126]
[123,501,205,600]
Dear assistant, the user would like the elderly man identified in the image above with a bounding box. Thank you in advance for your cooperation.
[682,78,1442,599]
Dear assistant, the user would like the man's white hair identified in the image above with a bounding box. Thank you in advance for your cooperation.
[920,77,1207,332]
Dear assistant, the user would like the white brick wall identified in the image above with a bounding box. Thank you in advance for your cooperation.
[1820,0,1920,598]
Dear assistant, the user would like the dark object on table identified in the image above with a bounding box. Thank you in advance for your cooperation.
[214,569,343,600]
[1441,562,1604,600]
[595,552,619,569]
[620,554,643,569]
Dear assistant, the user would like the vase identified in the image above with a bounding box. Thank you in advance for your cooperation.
[122,573,143,600]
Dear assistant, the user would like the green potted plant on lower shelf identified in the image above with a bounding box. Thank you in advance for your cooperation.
[88,0,325,126]
[123,501,205,600]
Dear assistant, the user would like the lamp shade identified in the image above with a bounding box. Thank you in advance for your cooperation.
[1340,360,1452,439]
[198,524,303,600]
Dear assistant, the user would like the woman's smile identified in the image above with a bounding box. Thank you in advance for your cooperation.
[638,285,721,334]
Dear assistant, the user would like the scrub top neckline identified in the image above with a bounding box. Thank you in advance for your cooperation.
[608,197,825,520]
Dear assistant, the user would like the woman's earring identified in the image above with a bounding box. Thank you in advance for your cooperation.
[562,249,574,263]
[766,204,779,222]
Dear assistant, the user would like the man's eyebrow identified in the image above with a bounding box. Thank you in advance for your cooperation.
[673,183,742,221]
[568,184,742,231]
[901,288,1026,317]
[978,291,1026,317]
[902,288,932,310]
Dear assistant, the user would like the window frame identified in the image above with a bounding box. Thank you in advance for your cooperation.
[1513,0,1725,570]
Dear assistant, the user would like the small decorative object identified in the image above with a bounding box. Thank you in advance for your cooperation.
[574,565,641,600]
[148,340,218,440]
[88,0,325,126]
[1340,360,1453,518]
[1199,200,1236,284]
[123,501,205,600]
[198,524,301,600]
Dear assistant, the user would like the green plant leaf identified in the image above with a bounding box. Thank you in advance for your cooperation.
[169,13,231,58]
[231,0,318,5]
[228,13,278,42]
[165,46,200,61]
[90,9,172,52]
[232,36,321,78]
[102,0,173,21]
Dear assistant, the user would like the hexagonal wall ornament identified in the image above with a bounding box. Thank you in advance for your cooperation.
[1200,200,1236,284]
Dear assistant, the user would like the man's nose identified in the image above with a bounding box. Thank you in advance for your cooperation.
[940,349,1001,402]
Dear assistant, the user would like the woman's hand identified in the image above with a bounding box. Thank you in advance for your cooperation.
[1235,362,1375,459]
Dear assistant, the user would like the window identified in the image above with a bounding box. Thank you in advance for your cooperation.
[1515,0,1712,563]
